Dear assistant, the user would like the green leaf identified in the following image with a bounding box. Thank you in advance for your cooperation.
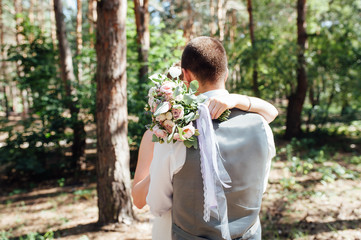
[184,138,198,149]
[190,80,199,93]
[177,126,186,141]
[152,134,158,142]
[196,94,208,103]
[167,125,177,143]
[183,94,197,105]
[217,109,231,122]
[184,112,195,123]
[154,102,170,116]
[173,86,183,98]
[194,129,200,136]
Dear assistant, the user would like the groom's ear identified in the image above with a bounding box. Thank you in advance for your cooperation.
[182,68,192,87]
[224,68,229,83]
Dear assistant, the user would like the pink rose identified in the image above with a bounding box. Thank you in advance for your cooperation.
[183,124,195,139]
[160,81,176,96]
[163,119,175,133]
[164,92,173,101]
[172,105,184,120]
[152,125,167,139]
[173,133,183,141]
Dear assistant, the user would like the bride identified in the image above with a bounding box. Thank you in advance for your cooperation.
[131,86,278,239]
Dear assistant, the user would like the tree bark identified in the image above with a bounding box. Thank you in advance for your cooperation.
[28,0,36,42]
[96,0,134,225]
[50,0,57,48]
[247,0,259,97]
[285,0,308,139]
[53,0,86,168]
[209,0,216,36]
[133,0,149,84]
[38,0,45,33]
[76,0,83,82]
[88,0,97,48]
[183,1,193,42]
[29,0,35,24]
[14,0,29,117]
[229,9,236,44]
[14,0,23,47]
[0,0,9,117]
[217,0,225,41]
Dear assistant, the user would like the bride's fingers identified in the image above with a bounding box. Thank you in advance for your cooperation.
[208,100,216,117]
[214,105,227,119]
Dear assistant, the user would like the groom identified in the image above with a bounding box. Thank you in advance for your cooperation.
[147,36,275,239]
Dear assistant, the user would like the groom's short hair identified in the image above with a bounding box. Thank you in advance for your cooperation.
[181,36,228,84]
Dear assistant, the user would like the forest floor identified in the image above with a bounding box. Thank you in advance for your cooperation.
[0,117,361,239]
[1,160,360,240]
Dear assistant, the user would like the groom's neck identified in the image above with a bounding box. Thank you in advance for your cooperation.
[198,82,226,94]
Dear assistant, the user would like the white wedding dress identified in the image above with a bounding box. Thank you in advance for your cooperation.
[151,210,172,239]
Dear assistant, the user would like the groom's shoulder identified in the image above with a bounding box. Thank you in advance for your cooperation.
[228,108,265,124]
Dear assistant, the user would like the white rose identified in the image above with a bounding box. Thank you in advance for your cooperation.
[148,87,157,97]
[175,94,183,101]
[149,73,167,81]
[183,124,195,139]
[156,113,167,122]
[166,112,173,120]
[168,66,182,78]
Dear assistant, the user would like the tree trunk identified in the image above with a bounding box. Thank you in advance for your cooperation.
[88,0,97,48]
[50,0,57,48]
[247,0,259,97]
[29,0,35,24]
[38,0,45,33]
[53,0,86,168]
[14,0,28,117]
[14,0,23,47]
[229,9,236,44]
[217,0,225,41]
[133,0,149,84]
[285,0,308,139]
[183,1,193,42]
[96,0,134,225]
[11,82,19,113]
[76,0,83,82]
[0,0,9,117]
[28,0,35,42]
[209,0,216,36]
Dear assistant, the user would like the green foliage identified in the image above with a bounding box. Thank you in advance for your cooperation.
[0,230,54,240]
[0,230,12,240]
[73,189,95,201]
[280,177,299,190]
[19,231,54,240]
[57,178,65,187]
[282,129,360,184]
[126,1,186,148]
[1,16,96,177]
[0,0,360,183]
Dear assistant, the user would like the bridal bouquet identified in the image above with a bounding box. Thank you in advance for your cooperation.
[146,66,208,149]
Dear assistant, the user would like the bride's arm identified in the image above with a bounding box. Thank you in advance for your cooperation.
[207,94,278,123]
[131,130,154,209]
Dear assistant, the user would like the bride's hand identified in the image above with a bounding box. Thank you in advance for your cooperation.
[206,94,237,119]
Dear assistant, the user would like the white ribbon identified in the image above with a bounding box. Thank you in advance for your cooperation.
[196,104,232,240]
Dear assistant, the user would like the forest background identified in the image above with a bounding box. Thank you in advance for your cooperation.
[0,0,360,239]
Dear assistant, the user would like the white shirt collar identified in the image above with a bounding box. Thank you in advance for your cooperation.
[202,89,229,98]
